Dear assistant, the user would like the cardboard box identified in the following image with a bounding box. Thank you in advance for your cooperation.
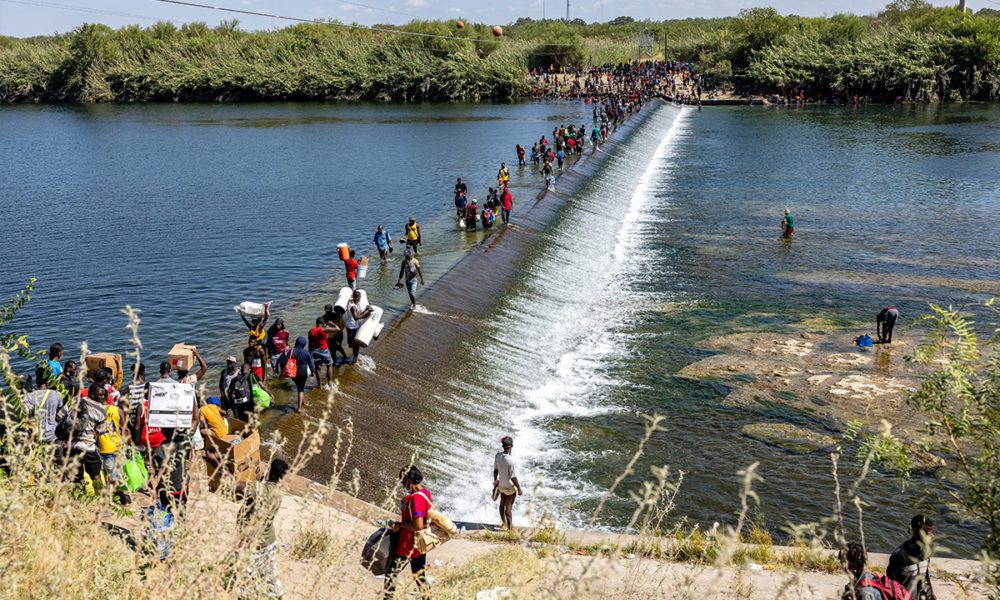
[233,449,262,483]
[85,353,123,388]
[168,343,197,372]
[147,381,196,428]
[206,449,262,490]
[204,418,261,473]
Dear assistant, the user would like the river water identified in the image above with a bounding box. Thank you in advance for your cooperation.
[2,101,997,556]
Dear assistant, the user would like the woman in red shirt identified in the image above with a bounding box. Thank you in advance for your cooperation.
[385,465,431,598]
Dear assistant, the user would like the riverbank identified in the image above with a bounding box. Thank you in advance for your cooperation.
[84,469,988,599]
[4,5,999,104]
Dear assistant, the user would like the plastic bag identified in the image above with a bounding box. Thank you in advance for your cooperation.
[233,301,271,317]
[252,384,271,409]
[121,450,149,492]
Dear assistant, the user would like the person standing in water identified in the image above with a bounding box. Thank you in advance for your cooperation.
[497,162,510,186]
[404,217,421,256]
[373,225,393,264]
[322,304,350,365]
[781,209,795,239]
[308,318,338,389]
[492,436,523,530]
[345,290,373,365]
[290,337,315,412]
[877,307,899,344]
[395,248,425,310]
[344,250,360,290]
[516,144,526,166]
[500,186,513,226]
[240,304,270,344]
[465,198,479,231]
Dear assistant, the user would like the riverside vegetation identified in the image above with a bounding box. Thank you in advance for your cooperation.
[1,0,999,103]
[0,277,997,597]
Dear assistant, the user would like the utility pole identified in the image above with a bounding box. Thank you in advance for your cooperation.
[566,0,570,22]
[542,0,545,20]
[959,0,967,13]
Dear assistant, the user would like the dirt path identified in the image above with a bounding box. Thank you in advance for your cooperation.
[138,473,984,599]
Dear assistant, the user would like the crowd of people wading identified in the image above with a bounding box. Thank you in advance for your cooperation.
[2,60,942,599]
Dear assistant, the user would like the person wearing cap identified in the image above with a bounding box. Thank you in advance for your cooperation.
[781,208,794,239]
[396,248,425,310]
[887,515,937,599]
[226,363,255,422]
[200,396,228,438]
[404,217,421,256]
[492,436,523,530]
[219,356,241,408]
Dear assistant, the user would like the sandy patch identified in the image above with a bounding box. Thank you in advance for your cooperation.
[748,338,815,357]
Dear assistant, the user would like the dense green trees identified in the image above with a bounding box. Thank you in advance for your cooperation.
[0,2,998,102]
[0,21,530,102]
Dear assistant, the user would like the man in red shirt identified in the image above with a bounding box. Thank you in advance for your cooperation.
[308,318,338,389]
[344,250,359,290]
[385,466,432,598]
[500,186,513,226]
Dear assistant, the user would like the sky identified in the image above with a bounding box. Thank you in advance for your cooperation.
[0,0,980,37]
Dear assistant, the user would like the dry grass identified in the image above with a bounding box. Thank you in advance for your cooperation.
[0,298,991,599]
[434,546,546,599]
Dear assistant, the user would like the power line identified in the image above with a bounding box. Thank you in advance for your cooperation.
[148,0,578,46]
[323,0,421,20]
[1,0,576,48]
[151,0,504,43]
[0,0,160,22]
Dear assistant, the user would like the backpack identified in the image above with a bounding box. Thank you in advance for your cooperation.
[228,374,251,405]
[54,400,73,442]
[360,527,394,575]
[858,334,873,348]
[858,573,912,600]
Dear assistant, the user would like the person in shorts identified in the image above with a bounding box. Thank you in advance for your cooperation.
[492,436,523,530]
[395,248,425,310]
[308,318,338,389]
[344,290,373,365]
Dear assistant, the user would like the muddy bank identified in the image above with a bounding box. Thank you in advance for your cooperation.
[675,324,947,471]
[286,101,670,495]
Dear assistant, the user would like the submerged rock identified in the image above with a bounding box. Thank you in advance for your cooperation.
[741,422,838,455]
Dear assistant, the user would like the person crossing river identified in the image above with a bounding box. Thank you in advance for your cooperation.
[496,162,510,186]
[403,217,421,256]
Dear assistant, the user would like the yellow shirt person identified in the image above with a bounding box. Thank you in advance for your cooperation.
[200,400,228,438]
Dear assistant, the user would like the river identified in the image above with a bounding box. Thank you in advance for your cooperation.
[2,100,997,556]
